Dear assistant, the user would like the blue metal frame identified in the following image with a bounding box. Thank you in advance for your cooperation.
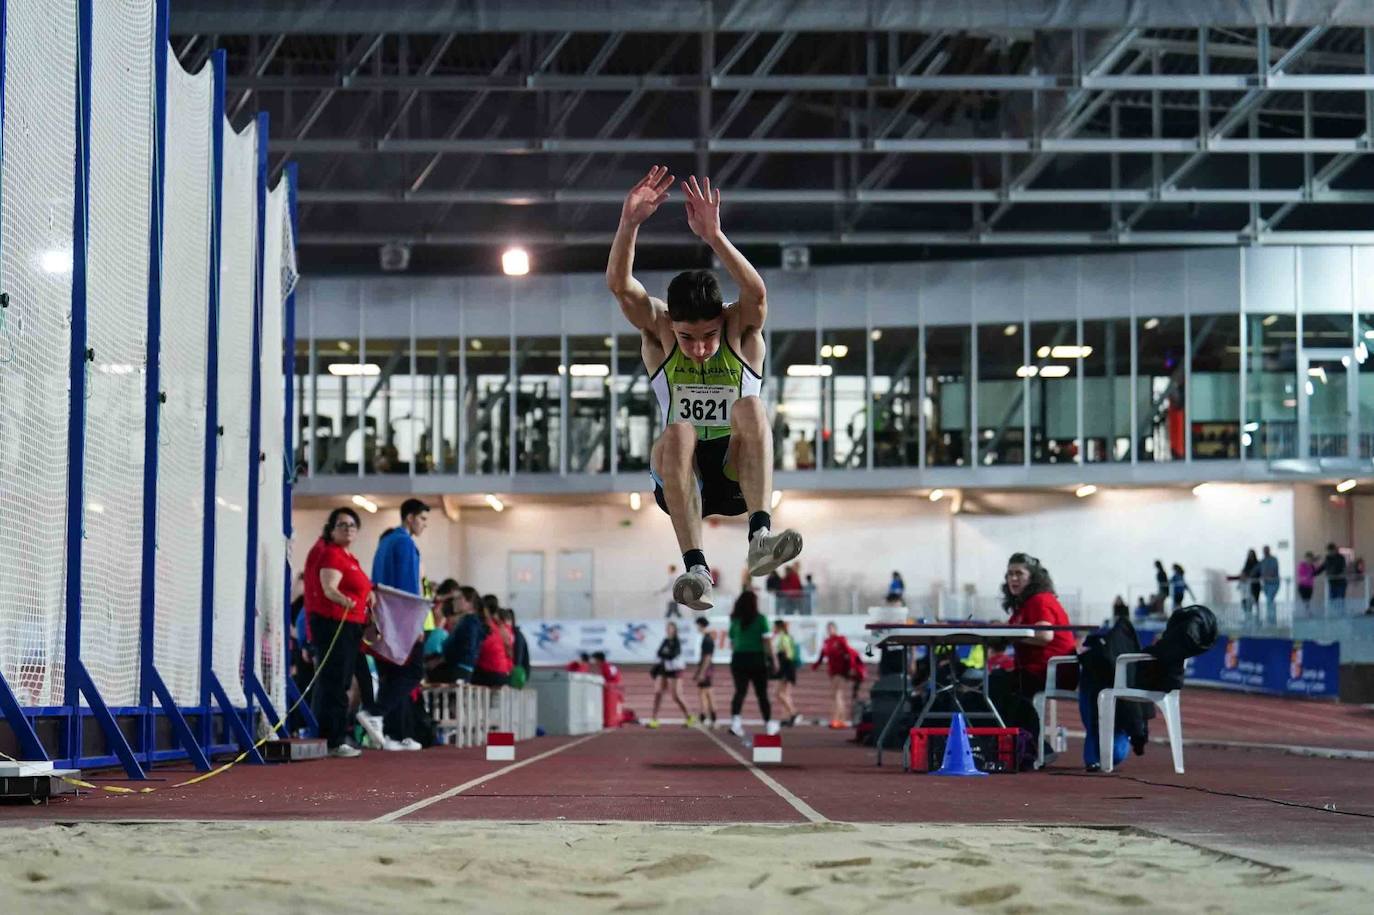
[241,110,283,734]
[65,0,146,779]
[138,0,209,772]
[198,49,260,762]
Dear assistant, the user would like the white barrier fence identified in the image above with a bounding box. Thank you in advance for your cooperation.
[422,684,538,747]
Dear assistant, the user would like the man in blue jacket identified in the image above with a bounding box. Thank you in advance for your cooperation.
[356,498,430,751]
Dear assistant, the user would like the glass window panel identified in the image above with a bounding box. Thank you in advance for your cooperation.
[1082,319,1132,462]
[1136,316,1186,462]
[464,335,510,475]
[769,330,819,471]
[1029,320,1078,464]
[616,333,658,474]
[293,338,311,477]
[515,336,562,473]
[567,334,613,474]
[1359,314,1374,459]
[976,322,1025,466]
[1245,313,1297,460]
[362,338,406,474]
[923,325,970,467]
[1189,314,1241,461]
[821,328,868,469]
[1302,312,1353,349]
[312,335,356,474]
[414,337,458,474]
[871,327,919,468]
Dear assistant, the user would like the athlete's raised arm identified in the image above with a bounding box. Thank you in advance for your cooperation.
[681,175,767,333]
[607,165,674,332]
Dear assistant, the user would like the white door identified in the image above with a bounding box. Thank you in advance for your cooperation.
[557,550,594,618]
[507,551,545,618]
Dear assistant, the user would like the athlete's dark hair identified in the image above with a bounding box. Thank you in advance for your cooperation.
[666,269,723,323]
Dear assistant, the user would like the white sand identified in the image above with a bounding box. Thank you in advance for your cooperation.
[0,820,1362,914]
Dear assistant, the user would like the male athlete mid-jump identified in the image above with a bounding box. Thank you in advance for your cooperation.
[606,166,803,611]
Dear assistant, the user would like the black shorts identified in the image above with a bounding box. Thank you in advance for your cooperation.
[778,659,797,684]
[652,435,747,518]
[650,663,681,680]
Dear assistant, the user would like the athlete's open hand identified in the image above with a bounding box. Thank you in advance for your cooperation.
[681,175,722,243]
[620,165,674,227]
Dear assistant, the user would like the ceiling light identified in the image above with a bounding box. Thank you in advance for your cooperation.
[470,338,484,350]
[928,489,944,502]
[1242,422,1259,432]
[771,490,783,509]
[820,344,833,358]
[1036,345,1050,358]
[629,491,642,511]
[1003,324,1018,336]
[1075,484,1097,498]
[787,364,833,377]
[870,329,883,341]
[1040,365,1071,378]
[603,336,614,347]
[329,363,380,377]
[1365,329,1374,340]
[832,344,849,358]
[1143,318,1159,330]
[351,494,378,513]
[484,493,505,512]
[1336,479,1357,493]
[1241,432,1252,447]
[88,502,105,514]
[338,340,351,352]
[1191,483,1212,496]
[1262,315,1279,327]
[1050,345,1093,359]
[570,363,610,377]
[1016,365,1039,377]
[39,249,72,275]
[502,247,530,276]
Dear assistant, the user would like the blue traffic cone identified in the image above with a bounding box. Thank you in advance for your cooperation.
[933,713,987,777]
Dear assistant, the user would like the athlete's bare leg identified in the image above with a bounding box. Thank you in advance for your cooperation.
[727,395,803,576]
[652,421,714,609]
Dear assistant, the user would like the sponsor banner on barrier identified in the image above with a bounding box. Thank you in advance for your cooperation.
[529,614,881,667]
[1140,630,1340,697]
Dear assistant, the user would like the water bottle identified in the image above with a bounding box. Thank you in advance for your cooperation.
[1055,725,1068,754]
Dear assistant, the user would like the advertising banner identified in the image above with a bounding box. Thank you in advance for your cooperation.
[1140,631,1339,698]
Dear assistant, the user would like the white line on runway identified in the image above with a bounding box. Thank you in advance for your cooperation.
[699,726,829,824]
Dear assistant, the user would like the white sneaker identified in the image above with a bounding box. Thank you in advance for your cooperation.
[382,737,407,751]
[329,743,361,758]
[747,528,804,577]
[765,719,781,737]
[672,565,714,611]
[729,716,746,739]
[399,738,423,751]
[355,710,385,747]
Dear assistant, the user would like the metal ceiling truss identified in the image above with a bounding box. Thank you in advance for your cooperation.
[185,25,1374,260]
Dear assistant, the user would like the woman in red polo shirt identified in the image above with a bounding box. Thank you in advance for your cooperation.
[303,507,375,757]
[991,552,1078,765]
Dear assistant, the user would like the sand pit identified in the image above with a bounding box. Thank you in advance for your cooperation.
[0,820,1363,913]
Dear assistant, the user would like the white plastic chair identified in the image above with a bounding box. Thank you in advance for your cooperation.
[1032,655,1080,769]
[1097,652,1184,774]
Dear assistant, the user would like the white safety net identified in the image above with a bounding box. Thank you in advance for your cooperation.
[82,0,156,708]
[256,179,289,717]
[0,0,77,708]
[211,120,258,707]
[155,54,214,707]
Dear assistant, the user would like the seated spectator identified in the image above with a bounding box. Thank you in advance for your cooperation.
[422,579,460,680]
[566,652,592,673]
[504,608,531,688]
[591,651,621,686]
[472,594,514,688]
[438,586,484,682]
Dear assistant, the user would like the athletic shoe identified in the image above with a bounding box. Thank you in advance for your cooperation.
[382,737,408,751]
[790,714,803,727]
[765,719,781,737]
[399,738,423,751]
[747,528,804,577]
[329,743,361,758]
[355,710,386,747]
[828,719,846,730]
[685,715,698,727]
[646,719,661,729]
[729,716,746,739]
[672,565,715,611]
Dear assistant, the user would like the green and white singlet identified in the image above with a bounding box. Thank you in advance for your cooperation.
[650,341,763,441]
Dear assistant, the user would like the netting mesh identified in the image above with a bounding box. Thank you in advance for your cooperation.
[256,180,288,716]
[0,0,77,708]
[155,54,214,706]
[81,0,156,708]
[211,120,258,707]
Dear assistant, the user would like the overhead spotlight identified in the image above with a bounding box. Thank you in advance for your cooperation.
[328,363,381,377]
[484,493,505,512]
[1016,365,1039,378]
[870,329,883,341]
[1075,484,1097,498]
[570,364,610,377]
[832,344,849,358]
[1262,314,1279,327]
[820,344,833,358]
[1039,365,1071,378]
[629,491,642,511]
[502,247,530,276]
[351,494,378,513]
[928,489,944,502]
[378,241,411,272]
[1143,318,1160,330]
[39,249,73,275]
[603,336,614,347]
[470,338,484,350]
[1336,479,1357,493]
[1036,345,1051,358]
[1003,324,1019,336]
[1191,482,1213,496]
[787,364,833,377]
[771,489,783,509]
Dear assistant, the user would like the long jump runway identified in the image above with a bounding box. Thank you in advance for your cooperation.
[3,717,1374,912]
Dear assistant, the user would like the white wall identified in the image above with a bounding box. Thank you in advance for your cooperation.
[291,483,1328,620]
[291,506,462,590]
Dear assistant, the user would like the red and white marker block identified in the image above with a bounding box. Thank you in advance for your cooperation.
[486,731,515,761]
[752,733,782,764]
